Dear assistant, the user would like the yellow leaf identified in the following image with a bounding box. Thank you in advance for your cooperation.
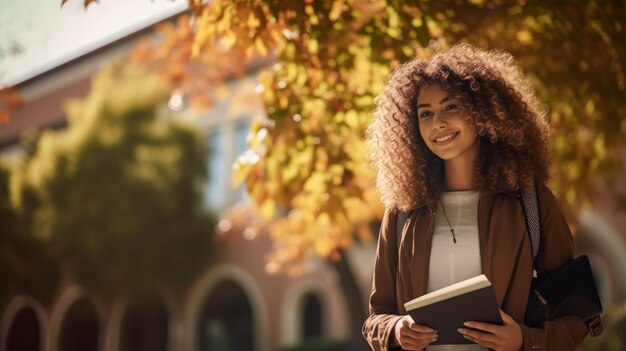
[329,0,345,21]
[267,156,279,180]
[344,109,359,129]
[387,6,399,28]
[516,30,533,44]
[283,160,299,182]
[334,111,344,123]
[330,164,344,184]
[233,161,249,185]
[308,38,319,55]
[313,236,333,257]
[593,135,606,159]
[255,38,268,55]
[285,42,296,60]
[279,96,288,108]
[221,31,236,49]
[260,198,276,219]
[585,100,595,116]
[318,212,331,226]
[310,14,319,26]
[247,12,261,28]
[286,62,298,81]
[246,45,255,57]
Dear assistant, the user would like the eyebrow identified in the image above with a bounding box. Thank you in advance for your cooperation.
[417,96,454,110]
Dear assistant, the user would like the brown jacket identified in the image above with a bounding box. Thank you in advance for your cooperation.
[362,186,589,351]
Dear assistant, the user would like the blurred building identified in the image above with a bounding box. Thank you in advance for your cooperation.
[1,12,625,351]
[0,16,376,351]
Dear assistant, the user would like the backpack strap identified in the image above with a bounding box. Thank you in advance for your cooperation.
[520,184,541,264]
[396,210,411,250]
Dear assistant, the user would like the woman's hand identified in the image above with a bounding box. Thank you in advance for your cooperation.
[457,309,523,351]
[391,315,438,350]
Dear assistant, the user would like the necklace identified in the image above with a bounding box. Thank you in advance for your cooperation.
[439,198,458,244]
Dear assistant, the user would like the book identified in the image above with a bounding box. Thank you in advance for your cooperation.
[404,274,503,345]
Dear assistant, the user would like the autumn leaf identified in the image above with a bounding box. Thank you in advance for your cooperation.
[0,86,23,124]
[60,0,98,8]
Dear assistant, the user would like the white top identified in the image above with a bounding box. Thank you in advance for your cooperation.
[426,190,487,351]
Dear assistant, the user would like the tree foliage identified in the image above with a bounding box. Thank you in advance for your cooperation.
[9,62,215,297]
[1,161,59,305]
[64,0,626,273]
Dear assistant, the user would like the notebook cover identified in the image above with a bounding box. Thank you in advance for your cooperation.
[406,285,503,345]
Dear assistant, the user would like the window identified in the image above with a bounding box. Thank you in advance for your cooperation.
[205,131,226,212]
[198,280,254,351]
[199,73,258,213]
[234,122,251,203]
[58,298,99,351]
[203,117,252,213]
[6,307,40,351]
[301,293,323,341]
[119,296,168,351]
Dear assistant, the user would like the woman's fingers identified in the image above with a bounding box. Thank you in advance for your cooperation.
[399,335,437,350]
[499,308,517,326]
[396,317,438,349]
[458,327,497,345]
[406,319,437,339]
[458,310,523,351]
[401,317,437,338]
[408,322,436,333]
[404,328,437,340]
[462,321,498,334]
[404,333,437,342]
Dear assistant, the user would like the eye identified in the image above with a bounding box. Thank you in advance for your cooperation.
[419,111,433,118]
[445,104,458,111]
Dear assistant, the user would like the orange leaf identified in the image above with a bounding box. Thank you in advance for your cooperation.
[61,0,98,8]
[188,0,204,16]
[0,110,10,124]
[189,94,214,113]
[0,86,23,123]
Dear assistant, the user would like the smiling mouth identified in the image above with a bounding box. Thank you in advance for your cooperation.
[432,132,460,145]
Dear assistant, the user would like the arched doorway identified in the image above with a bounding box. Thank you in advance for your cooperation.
[119,295,169,351]
[197,279,254,351]
[57,298,99,351]
[301,292,323,341]
[5,306,40,351]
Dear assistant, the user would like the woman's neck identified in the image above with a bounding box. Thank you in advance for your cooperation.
[443,155,478,191]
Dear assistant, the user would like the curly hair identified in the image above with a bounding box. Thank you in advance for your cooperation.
[367,43,551,211]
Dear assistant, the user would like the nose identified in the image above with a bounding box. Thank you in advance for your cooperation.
[431,112,448,131]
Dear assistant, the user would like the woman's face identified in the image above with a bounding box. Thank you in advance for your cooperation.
[416,84,479,163]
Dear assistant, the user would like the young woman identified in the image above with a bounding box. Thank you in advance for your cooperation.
[363,44,589,350]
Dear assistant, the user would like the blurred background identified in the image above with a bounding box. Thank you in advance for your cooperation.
[0,0,624,350]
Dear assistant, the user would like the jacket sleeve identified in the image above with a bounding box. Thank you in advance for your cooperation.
[362,208,404,351]
[519,186,590,351]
